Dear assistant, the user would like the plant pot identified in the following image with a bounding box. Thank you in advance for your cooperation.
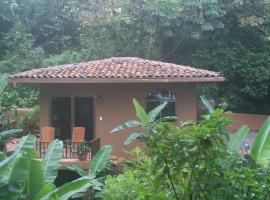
[78,153,88,161]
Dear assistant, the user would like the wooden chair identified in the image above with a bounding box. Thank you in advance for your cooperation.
[39,127,55,156]
[72,127,85,143]
[70,127,85,158]
[41,127,55,143]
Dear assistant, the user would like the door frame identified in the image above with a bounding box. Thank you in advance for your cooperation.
[50,95,96,140]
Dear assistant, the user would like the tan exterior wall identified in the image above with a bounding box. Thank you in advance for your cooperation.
[226,113,269,132]
[39,83,197,157]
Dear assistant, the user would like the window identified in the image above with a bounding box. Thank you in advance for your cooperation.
[146,89,176,119]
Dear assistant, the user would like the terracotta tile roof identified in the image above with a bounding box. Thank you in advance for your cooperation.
[11,57,224,83]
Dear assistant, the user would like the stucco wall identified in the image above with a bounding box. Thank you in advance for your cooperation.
[39,83,197,157]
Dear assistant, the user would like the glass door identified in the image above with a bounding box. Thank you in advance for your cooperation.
[74,97,94,141]
[52,97,71,140]
[51,96,94,141]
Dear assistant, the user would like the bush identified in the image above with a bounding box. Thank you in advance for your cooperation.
[19,106,39,135]
[104,99,270,199]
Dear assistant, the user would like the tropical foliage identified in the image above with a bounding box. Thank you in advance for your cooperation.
[0,0,270,113]
[0,75,22,151]
[105,98,270,199]
[0,134,112,200]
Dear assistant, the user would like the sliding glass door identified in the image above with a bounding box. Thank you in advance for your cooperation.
[51,97,94,141]
[74,97,94,141]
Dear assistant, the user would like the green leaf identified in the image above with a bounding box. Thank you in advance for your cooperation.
[0,152,6,162]
[28,159,45,198]
[89,145,112,176]
[65,165,87,177]
[229,125,250,152]
[133,98,149,125]
[15,134,36,155]
[124,132,141,146]
[156,116,178,123]
[6,157,32,200]
[40,177,93,200]
[43,139,63,183]
[111,120,141,133]
[0,153,21,187]
[33,184,56,200]
[0,74,8,94]
[200,95,214,113]
[0,129,22,141]
[251,116,270,166]
[148,101,167,122]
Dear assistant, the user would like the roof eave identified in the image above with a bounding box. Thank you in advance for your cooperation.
[9,77,225,85]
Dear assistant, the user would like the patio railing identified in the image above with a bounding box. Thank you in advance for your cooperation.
[35,137,100,159]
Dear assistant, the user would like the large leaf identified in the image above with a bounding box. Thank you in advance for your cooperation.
[89,145,112,176]
[0,152,6,162]
[156,116,178,123]
[15,134,36,155]
[65,165,87,177]
[124,132,141,146]
[5,157,32,200]
[33,184,56,200]
[0,129,22,141]
[200,95,214,113]
[228,125,250,152]
[251,116,270,166]
[133,98,149,125]
[42,139,63,183]
[0,74,8,94]
[0,153,21,186]
[40,177,93,200]
[111,120,141,133]
[148,101,167,123]
[28,159,45,198]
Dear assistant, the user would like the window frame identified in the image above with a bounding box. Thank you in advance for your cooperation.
[145,89,176,120]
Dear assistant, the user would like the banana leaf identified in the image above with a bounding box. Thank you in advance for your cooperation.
[148,101,167,122]
[124,132,141,146]
[64,165,87,177]
[251,116,270,167]
[200,95,214,113]
[28,159,45,198]
[15,134,36,155]
[229,125,250,152]
[0,74,8,94]
[111,120,141,133]
[4,157,32,200]
[89,145,112,176]
[0,129,22,141]
[133,98,149,125]
[42,139,63,183]
[40,177,93,200]
[0,152,21,187]
[33,184,56,200]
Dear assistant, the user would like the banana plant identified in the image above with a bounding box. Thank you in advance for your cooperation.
[0,134,108,200]
[111,98,176,146]
[228,125,250,152]
[251,116,270,167]
[65,145,113,198]
[200,95,231,141]
[0,74,22,151]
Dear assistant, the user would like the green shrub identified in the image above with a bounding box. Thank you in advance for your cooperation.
[106,98,270,199]
[19,106,39,135]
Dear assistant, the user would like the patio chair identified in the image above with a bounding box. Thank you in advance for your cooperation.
[72,127,85,143]
[69,127,86,158]
[41,127,55,143]
[38,127,55,156]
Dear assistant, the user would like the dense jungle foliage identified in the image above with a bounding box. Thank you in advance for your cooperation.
[0,0,270,113]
